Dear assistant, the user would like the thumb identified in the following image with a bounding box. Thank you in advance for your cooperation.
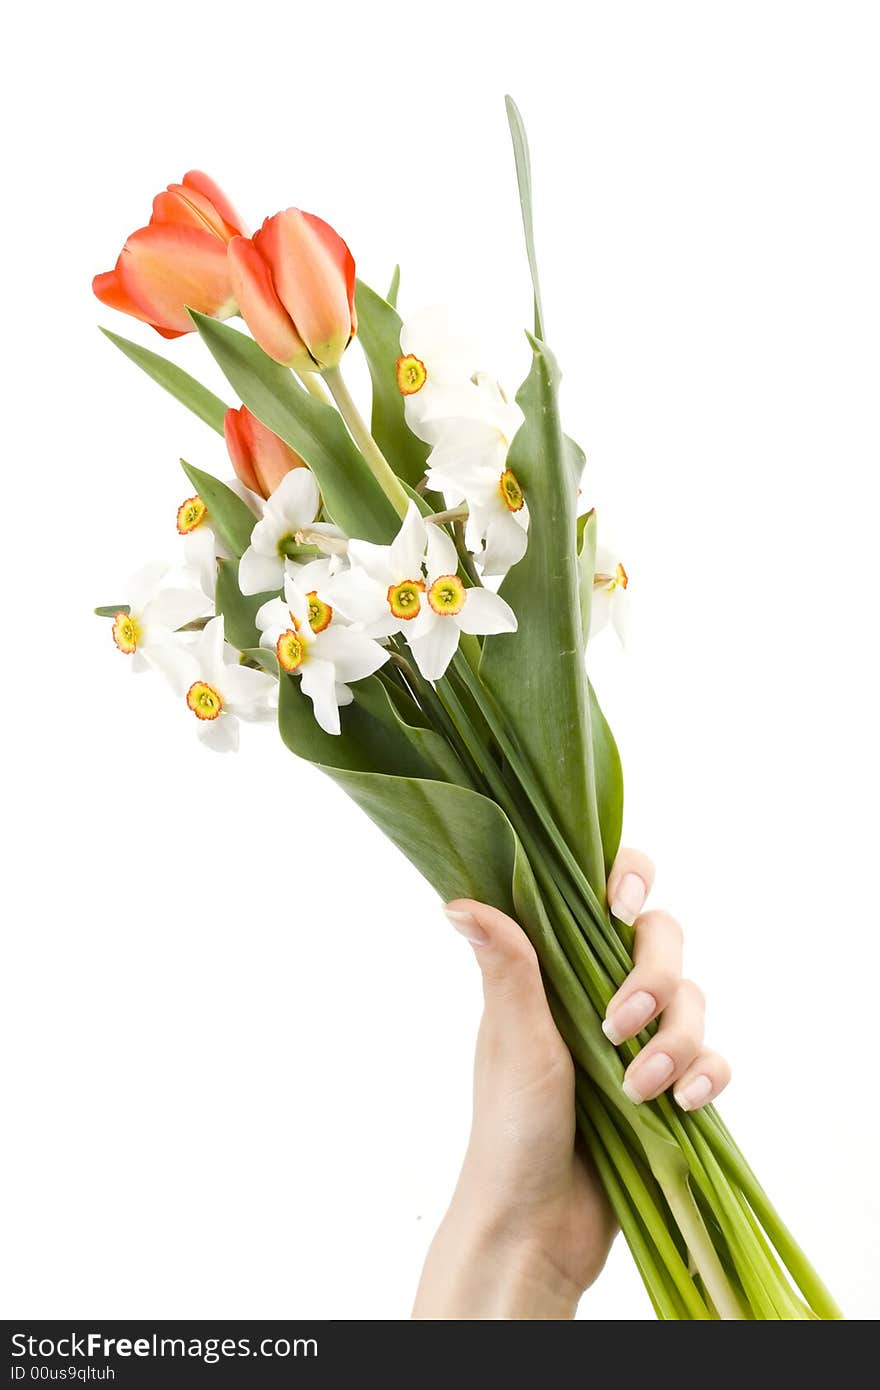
[444,899,550,1029]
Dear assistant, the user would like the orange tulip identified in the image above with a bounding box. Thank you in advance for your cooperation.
[93,172,248,340]
[228,210,357,372]
[224,406,305,499]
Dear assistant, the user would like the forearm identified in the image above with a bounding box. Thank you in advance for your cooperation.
[412,1206,581,1320]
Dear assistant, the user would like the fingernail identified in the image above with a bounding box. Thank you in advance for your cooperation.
[622,1051,674,1103]
[602,990,656,1045]
[610,872,646,926]
[674,1075,713,1112]
[444,906,488,946]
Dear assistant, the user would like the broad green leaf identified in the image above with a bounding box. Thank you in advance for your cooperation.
[214,559,274,651]
[99,327,229,434]
[480,337,606,897]
[589,680,624,876]
[180,461,258,559]
[386,265,401,309]
[94,604,127,617]
[505,95,545,340]
[189,313,399,544]
[354,280,430,487]
[351,678,473,787]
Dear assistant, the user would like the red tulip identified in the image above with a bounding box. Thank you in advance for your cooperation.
[228,209,357,372]
[93,172,247,339]
[224,406,305,499]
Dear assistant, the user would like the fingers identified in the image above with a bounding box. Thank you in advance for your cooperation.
[607,847,655,926]
[602,910,683,1043]
[673,1050,732,1112]
[444,899,550,1030]
[621,978,705,1103]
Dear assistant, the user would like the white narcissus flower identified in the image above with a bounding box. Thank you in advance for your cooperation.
[425,409,529,577]
[322,503,432,638]
[110,563,209,673]
[407,526,517,681]
[152,615,276,753]
[396,307,478,444]
[256,573,389,735]
[178,481,263,600]
[590,546,629,645]
[239,469,321,596]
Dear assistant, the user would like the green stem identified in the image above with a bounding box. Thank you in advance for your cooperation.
[322,365,409,517]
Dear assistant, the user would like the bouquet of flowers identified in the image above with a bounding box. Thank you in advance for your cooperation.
[93,99,839,1320]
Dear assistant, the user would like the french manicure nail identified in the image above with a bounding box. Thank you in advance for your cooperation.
[622,1051,674,1103]
[444,906,488,946]
[674,1074,713,1112]
[610,872,646,926]
[602,989,656,1045]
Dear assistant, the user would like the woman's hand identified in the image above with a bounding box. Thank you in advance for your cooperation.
[412,847,732,1320]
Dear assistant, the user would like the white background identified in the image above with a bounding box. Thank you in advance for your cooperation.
[3,1,878,1321]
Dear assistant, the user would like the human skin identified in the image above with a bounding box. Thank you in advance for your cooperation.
[412,848,732,1320]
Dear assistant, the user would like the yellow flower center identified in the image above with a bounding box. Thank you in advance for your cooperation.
[186,681,223,720]
[499,468,525,513]
[387,578,425,620]
[307,591,333,633]
[428,573,466,617]
[112,611,141,654]
[177,495,208,534]
[396,354,427,396]
[276,629,306,672]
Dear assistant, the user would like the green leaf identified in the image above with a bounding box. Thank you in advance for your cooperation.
[589,680,624,876]
[94,604,127,618]
[99,327,229,434]
[189,312,400,544]
[179,461,257,559]
[505,95,545,340]
[386,264,401,309]
[351,679,473,787]
[214,559,274,651]
[480,337,606,897]
[354,279,430,487]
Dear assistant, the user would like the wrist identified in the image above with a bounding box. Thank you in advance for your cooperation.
[412,1203,581,1320]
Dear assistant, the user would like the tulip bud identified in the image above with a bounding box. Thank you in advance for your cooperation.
[93,172,247,339]
[224,406,306,499]
[228,209,357,372]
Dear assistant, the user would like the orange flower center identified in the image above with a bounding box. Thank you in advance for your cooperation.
[387,578,425,620]
[396,354,427,396]
[427,574,466,617]
[177,495,208,534]
[186,681,223,720]
[277,629,306,672]
[499,468,525,513]
[307,591,333,633]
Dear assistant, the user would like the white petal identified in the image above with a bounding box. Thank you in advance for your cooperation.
[290,557,336,592]
[479,510,529,577]
[347,538,394,585]
[255,595,290,634]
[611,591,629,647]
[146,637,198,696]
[127,562,169,613]
[195,616,227,682]
[196,711,240,753]
[456,587,517,636]
[322,569,388,628]
[335,682,354,707]
[145,587,210,632]
[266,466,319,528]
[239,546,284,597]
[282,574,311,633]
[425,524,458,580]
[313,627,390,684]
[224,476,264,517]
[300,658,341,735]
[389,503,427,580]
[408,617,461,681]
[588,587,611,640]
[220,662,277,712]
[183,527,220,598]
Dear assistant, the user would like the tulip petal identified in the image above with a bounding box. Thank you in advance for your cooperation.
[184,171,249,237]
[228,235,311,370]
[256,209,355,368]
[115,224,235,336]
